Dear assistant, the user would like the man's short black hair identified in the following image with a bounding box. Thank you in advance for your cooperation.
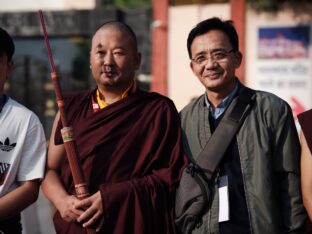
[187,17,239,59]
[0,27,15,61]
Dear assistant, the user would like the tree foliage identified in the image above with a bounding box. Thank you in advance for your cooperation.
[99,0,310,11]
[247,0,311,11]
[100,0,150,8]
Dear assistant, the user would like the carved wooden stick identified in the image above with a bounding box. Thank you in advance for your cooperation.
[38,10,96,234]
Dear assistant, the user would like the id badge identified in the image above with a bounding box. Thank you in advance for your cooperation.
[218,175,230,222]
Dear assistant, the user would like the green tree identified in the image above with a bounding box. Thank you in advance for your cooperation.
[100,0,150,8]
[248,0,311,11]
[173,0,311,11]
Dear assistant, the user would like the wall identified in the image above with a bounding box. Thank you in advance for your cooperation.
[0,0,96,12]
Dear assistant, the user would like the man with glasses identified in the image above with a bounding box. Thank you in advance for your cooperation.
[176,17,306,234]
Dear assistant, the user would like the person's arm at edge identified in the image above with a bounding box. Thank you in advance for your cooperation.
[41,111,83,222]
[300,130,312,221]
[0,179,40,220]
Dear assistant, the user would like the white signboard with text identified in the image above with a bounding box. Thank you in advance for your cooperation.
[254,26,311,123]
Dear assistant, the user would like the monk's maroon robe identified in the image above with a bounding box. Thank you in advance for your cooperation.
[298,109,312,152]
[298,110,312,233]
[53,85,187,234]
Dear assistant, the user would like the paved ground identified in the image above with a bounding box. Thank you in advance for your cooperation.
[21,191,55,234]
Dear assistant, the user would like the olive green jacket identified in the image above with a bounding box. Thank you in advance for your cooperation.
[180,84,306,234]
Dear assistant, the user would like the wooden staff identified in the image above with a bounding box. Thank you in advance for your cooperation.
[38,10,96,234]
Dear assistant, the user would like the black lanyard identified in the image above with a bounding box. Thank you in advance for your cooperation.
[0,94,7,113]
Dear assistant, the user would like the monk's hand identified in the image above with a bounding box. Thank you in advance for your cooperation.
[57,195,84,223]
[76,191,104,230]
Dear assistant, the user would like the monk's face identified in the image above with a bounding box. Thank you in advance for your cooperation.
[90,27,141,93]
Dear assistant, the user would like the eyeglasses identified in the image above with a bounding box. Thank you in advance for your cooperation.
[191,49,235,66]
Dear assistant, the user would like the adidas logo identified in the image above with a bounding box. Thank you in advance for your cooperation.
[0,137,16,152]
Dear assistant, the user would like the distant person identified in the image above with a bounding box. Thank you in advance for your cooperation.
[175,17,306,234]
[41,21,187,234]
[0,27,46,233]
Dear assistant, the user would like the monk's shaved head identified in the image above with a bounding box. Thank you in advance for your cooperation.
[93,21,138,52]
